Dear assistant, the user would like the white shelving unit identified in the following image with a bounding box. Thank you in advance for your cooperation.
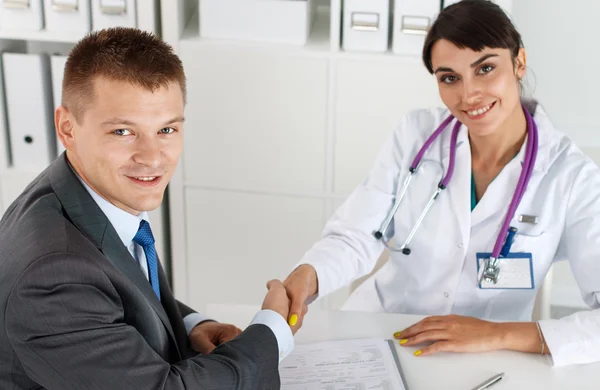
[162,0,444,312]
[161,0,598,316]
[0,0,169,270]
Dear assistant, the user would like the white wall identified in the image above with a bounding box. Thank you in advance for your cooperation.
[166,0,599,312]
[511,0,600,308]
[512,0,600,148]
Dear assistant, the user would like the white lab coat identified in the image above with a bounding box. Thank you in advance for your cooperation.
[299,102,600,367]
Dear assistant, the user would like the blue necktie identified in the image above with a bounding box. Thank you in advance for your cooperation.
[133,220,161,300]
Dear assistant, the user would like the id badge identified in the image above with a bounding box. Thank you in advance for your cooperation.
[476,252,534,289]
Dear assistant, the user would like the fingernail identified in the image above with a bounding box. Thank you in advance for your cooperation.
[393,332,402,338]
[414,350,423,356]
[399,339,408,345]
[288,314,298,326]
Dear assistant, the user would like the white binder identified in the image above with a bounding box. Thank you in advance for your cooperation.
[0,0,44,31]
[444,0,513,14]
[392,0,440,56]
[342,0,390,52]
[91,0,136,30]
[44,0,92,35]
[51,55,68,156]
[200,0,315,45]
[2,53,56,170]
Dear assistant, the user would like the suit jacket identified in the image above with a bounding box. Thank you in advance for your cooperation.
[0,155,280,389]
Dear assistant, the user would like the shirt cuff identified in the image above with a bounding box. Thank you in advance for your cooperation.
[250,309,295,362]
[183,313,214,335]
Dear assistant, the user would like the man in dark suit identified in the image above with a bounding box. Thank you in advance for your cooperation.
[0,28,297,389]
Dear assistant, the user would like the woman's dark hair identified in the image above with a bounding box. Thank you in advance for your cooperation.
[422,0,524,74]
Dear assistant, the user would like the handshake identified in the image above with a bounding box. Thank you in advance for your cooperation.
[262,264,319,334]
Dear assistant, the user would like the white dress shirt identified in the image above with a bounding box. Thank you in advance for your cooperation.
[78,178,293,360]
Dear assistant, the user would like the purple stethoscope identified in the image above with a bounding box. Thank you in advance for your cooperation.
[373,105,538,284]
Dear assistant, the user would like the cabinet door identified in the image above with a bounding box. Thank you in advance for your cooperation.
[180,44,329,195]
[184,188,325,310]
[333,59,442,195]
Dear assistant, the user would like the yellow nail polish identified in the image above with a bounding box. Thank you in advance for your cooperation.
[288,314,298,326]
[414,350,423,356]
[393,332,402,338]
[399,339,408,345]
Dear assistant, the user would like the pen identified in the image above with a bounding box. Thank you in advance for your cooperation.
[470,372,504,390]
[500,227,518,257]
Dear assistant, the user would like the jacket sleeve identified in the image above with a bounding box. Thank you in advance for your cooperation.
[177,300,196,318]
[539,156,600,367]
[5,253,280,390]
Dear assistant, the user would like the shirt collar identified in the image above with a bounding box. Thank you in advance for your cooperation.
[76,175,149,248]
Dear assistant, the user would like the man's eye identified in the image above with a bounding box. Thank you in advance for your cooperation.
[114,129,132,136]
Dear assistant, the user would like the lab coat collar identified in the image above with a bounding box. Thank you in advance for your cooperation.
[525,103,551,174]
[441,101,551,174]
[440,100,553,232]
[441,122,472,251]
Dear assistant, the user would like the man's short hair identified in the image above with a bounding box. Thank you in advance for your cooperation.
[63,27,186,122]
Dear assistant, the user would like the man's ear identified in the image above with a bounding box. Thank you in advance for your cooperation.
[55,106,76,151]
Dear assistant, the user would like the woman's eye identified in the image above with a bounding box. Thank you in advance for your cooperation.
[441,75,457,84]
[480,65,494,74]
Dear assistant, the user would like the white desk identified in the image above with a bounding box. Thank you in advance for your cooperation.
[206,303,600,390]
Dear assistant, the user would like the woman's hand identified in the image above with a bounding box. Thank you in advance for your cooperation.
[282,264,318,333]
[394,315,506,356]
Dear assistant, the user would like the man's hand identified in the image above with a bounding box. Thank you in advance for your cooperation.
[282,264,318,333]
[189,321,242,354]
[262,279,307,335]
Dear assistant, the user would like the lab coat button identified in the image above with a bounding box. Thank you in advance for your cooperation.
[444,292,449,298]
[457,242,464,248]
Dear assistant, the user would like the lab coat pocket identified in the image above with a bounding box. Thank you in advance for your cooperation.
[508,228,555,291]
[510,229,546,252]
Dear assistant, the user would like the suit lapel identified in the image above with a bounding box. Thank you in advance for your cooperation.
[157,265,189,359]
[100,227,180,353]
[47,155,180,355]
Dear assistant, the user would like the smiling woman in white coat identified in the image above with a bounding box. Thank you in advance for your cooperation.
[282,0,600,367]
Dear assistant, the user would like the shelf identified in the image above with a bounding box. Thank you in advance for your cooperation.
[180,5,332,58]
[335,49,425,64]
[178,5,427,66]
[0,29,83,44]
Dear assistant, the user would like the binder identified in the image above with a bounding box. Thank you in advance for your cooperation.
[0,0,44,31]
[44,0,92,35]
[392,0,440,56]
[2,53,56,170]
[444,0,513,14]
[91,0,136,30]
[200,0,315,45]
[342,0,390,52]
[51,55,68,156]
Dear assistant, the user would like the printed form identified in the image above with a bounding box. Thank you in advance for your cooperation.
[280,338,407,390]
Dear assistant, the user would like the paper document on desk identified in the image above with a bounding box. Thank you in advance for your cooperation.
[280,338,408,390]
